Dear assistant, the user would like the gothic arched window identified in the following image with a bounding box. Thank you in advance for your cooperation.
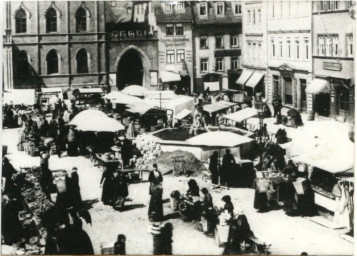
[76,49,89,73]
[76,7,87,32]
[15,9,27,33]
[46,8,57,32]
[46,50,59,74]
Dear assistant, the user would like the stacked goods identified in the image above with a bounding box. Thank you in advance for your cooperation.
[134,134,162,162]
[20,167,55,217]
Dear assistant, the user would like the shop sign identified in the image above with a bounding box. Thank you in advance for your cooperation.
[323,62,342,71]
[160,37,190,47]
[214,49,241,57]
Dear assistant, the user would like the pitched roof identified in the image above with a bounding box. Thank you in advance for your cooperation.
[153,1,193,23]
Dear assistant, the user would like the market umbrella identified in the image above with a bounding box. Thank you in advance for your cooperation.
[126,101,156,115]
[121,85,148,97]
[186,131,253,147]
[103,91,143,105]
[75,116,125,132]
[69,109,107,126]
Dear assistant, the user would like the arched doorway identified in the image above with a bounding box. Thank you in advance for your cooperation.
[117,49,144,90]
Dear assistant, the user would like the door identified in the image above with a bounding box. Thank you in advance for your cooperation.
[300,79,307,111]
[284,77,293,105]
[315,93,330,117]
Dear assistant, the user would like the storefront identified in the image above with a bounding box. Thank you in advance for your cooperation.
[269,64,311,111]
[307,77,354,121]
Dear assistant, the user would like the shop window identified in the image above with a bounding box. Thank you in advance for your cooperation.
[17,51,29,74]
[215,57,224,71]
[76,7,87,32]
[166,50,175,63]
[231,57,239,70]
[15,9,27,33]
[216,2,224,16]
[284,77,293,105]
[176,49,185,63]
[230,35,239,48]
[46,50,59,74]
[175,24,183,35]
[273,75,281,96]
[200,37,208,49]
[46,8,57,33]
[216,36,224,49]
[200,58,208,72]
[76,49,89,74]
[199,3,207,16]
[166,24,174,36]
[338,88,349,117]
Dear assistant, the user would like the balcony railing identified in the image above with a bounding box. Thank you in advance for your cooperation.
[108,30,158,41]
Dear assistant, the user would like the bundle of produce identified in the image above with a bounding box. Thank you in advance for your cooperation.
[20,167,55,216]
[146,150,207,175]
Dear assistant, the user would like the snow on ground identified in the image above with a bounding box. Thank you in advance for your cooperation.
[2,127,354,255]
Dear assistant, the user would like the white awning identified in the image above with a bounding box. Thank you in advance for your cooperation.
[175,109,192,120]
[236,71,253,85]
[204,81,220,91]
[78,88,103,94]
[223,107,258,123]
[3,89,36,105]
[160,71,181,83]
[203,100,237,114]
[306,79,330,94]
[41,87,63,94]
[245,72,264,88]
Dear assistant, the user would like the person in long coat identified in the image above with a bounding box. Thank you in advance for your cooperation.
[283,167,298,216]
[221,149,236,186]
[148,164,163,221]
[67,168,82,209]
[100,167,114,205]
[209,151,219,184]
[112,172,129,210]
[1,194,23,245]
[49,116,58,139]
[39,114,49,137]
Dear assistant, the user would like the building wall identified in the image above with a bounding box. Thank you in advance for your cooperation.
[312,1,355,121]
[7,1,106,89]
[265,0,312,110]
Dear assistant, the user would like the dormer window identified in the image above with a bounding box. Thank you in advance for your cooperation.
[216,2,224,15]
[176,2,184,12]
[165,3,172,12]
[199,3,207,16]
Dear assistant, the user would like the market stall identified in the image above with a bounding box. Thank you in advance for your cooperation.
[223,107,258,128]
[293,139,354,229]
[73,88,104,106]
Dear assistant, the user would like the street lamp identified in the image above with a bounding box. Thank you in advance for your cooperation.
[255,101,265,170]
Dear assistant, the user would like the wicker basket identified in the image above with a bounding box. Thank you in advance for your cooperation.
[256,178,270,193]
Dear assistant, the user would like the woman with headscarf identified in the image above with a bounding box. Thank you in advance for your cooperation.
[221,195,234,216]
[148,164,164,221]
[223,214,253,255]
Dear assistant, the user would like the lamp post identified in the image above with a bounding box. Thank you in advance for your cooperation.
[255,101,265,170]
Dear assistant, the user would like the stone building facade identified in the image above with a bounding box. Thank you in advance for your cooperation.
[240,0,267,98]
[311,1,355,122]
[192,1,242,93]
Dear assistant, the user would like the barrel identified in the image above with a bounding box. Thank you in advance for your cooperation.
[307,110,315,121]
